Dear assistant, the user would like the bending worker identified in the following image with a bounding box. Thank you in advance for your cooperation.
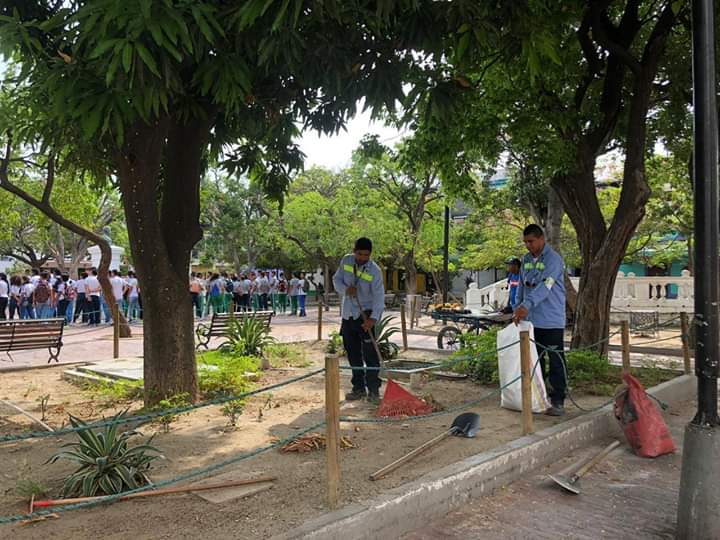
[512,224,567,417]
[333,237,386,403]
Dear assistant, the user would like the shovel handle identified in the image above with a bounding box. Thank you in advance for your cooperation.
[370,428,456,481]
[572,440,621,481]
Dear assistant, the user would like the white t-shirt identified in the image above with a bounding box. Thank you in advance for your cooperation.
[75,278,86,294]
[126,277,139,298]
[0,280,8,298]
[258,277,270,294]
[269,276,279,293]
[10,284,21,297]
[110,276,125,301]
[85,276,101,296]
[297,278,307,296]
[21,283,34,298]
[30,275,40,285]
[241,279,252,294]
[289,278,299,296]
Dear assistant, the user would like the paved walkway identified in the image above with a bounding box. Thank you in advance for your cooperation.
[402,400,695,540]
[0,308,440,370]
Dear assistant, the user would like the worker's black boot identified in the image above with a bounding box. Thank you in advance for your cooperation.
[367,391,380,404]
[345,388,366,401]
[546,403,565,416]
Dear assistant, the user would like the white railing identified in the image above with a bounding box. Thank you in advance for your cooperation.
[467,270,694,313]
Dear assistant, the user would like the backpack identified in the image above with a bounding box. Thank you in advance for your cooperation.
[225,280,234,293]
[279,280,287,293]
[210,282,221,297]
[34,281,51,303]
[302,279,310,293]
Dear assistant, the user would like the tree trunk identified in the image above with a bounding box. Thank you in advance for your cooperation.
[403,252,417,296]
[544,185,578,316]
[115,117,209,405]
[94,237,132,338]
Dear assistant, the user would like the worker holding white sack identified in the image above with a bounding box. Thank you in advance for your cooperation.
[512,224,567,417]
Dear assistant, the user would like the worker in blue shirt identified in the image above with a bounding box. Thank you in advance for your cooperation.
[502,257,521,314]
[332,237,386,403]
[512,224,567,416]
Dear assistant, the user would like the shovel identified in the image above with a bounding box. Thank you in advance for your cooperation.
[549,440,621,494]
[370,412,480,481]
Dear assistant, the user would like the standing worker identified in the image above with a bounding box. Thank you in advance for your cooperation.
[333,237,386,403]
[512,224,567,416]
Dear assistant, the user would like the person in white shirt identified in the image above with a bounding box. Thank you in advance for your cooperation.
[257,271,270,311]
[73,272,88,323]
[0,273,8,320]
[20,275,35,319]
[126,270,140,321]
[268,271,279,314]
[110,270,127,323]
[85,269,102,325]
[288,273,300,316]
[297,272,307,317]
[30,269,40,285]
[8,275,22,320]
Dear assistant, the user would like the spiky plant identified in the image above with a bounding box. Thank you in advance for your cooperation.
[224,317,276,356]
[47,411,161,497]
[373,316,400,360]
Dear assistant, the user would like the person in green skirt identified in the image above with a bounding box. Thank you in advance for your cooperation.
[277,272,288,313]
[207,273,224,315]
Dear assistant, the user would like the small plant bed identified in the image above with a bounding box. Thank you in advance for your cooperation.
[446,328,682,398]
[0,338,683,540]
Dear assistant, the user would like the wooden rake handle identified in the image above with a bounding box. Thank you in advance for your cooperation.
[370,428,456,481]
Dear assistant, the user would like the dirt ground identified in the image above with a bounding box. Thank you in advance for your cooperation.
[1,343,632,539]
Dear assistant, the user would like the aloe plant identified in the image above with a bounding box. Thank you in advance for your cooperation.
[373,316,400,360]
[47,411,161,497]
[224,317,276,356]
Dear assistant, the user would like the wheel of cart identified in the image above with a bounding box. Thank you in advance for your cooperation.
[437,325,462,350]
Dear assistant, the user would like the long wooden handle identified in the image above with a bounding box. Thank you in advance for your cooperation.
[370,429,455,481]
[573,440,621,480]
[1,399,54,432]
[32,476,277,508]
[351,295,385,363]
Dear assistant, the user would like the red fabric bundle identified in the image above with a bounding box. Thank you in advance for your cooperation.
[614,372,675,458]
[376,379,433,418]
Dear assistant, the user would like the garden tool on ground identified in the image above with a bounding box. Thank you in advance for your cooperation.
[370,412,481,480]
[549,440,621,494]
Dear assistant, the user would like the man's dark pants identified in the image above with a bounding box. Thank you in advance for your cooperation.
[89,295,101,325]
[341,315,381,394]
[534,327,567,406]
[74,292,87,323]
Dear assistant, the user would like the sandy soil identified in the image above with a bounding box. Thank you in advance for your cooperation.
[1,344,621,539]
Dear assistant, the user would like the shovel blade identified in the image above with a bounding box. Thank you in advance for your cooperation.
[549,474,581,495]
[450,412,481,438]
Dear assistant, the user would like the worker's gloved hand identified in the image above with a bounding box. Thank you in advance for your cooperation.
[512,305,529,325]
[346,286,357,297]
[361,318,376,332]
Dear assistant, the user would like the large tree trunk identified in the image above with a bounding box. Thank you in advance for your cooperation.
[544,185,578,316]
[115,117,209,405]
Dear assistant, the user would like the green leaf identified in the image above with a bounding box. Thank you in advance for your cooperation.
[89,38,122,59]
[191,7,215,43]
[122,42,133,73]
[135,42,160,77]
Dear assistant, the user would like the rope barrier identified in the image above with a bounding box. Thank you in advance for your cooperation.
[0,368,326,443]
[0,421,325,525]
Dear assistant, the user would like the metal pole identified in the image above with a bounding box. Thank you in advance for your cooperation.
[443,205,450,304]
[677,2,720,537]
[690,0,719,427]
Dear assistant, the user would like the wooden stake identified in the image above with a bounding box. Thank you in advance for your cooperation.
[400,304,408,351]
[519,330,533,435]
[621,320,631,373]
[325,354,341,509]
[681,312,692,374]
[112,303,119,359]
[317,301,323,341]
[370,429,454,481]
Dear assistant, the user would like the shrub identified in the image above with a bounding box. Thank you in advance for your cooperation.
[48,411,161,497]
[224,317,276,356]
[222,400,245,428]
[447,328,500,385]
[198,353,258,399]
[150,393,191,433]
[84,379,144,403]
[326,331,343,354]
[373,316,400,360]
[264,343,310,368]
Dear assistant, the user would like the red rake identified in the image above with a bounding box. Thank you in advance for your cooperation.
[376,379,433,417]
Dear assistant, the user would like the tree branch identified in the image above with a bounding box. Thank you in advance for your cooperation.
[42,153,55,204]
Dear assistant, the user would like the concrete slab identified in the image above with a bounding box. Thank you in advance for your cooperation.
[76,357,144,381]
[189,470,275,504]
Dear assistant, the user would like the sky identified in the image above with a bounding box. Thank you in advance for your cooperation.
[296,109,406,171]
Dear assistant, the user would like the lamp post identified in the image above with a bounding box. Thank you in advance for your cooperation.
[442,205,450,304]
[676,1,720,537]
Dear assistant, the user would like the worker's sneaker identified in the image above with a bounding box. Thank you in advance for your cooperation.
[545,404,565,417]
[367,392,381,404]
[345,389,366,401]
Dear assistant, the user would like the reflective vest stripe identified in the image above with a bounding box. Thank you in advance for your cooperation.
[343,264,373,282]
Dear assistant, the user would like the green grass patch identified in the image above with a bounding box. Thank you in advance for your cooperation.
[198,351,259,398]
[264,343,311,368]
[84,379,143,402]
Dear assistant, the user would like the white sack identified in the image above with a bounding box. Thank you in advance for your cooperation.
[497,322,550,412]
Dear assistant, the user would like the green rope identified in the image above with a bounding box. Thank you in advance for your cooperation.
[1,368,325,443]
[0,421,325,525]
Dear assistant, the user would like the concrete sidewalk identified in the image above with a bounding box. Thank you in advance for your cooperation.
[401,400,694,540]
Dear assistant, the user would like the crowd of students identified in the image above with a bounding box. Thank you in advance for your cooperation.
[189,270,319,318]
[0,268,141,324]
